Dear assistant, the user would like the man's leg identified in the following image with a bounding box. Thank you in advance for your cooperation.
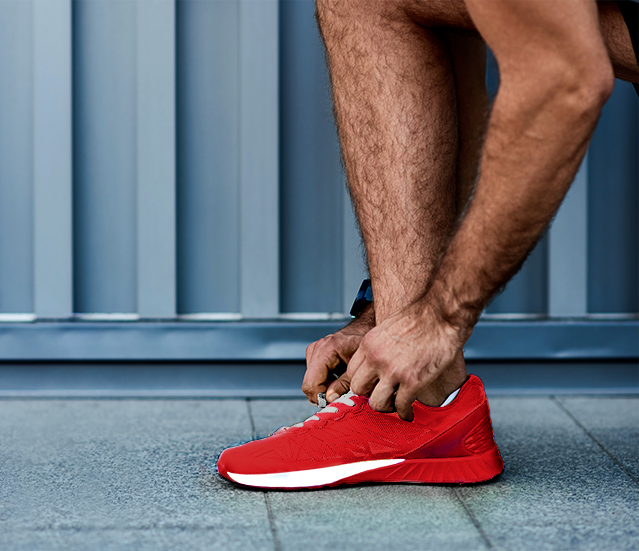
[316,0,484,406]
[306,0,638,409]
[444,31,488,214]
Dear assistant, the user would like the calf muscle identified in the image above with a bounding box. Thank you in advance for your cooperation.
[317,0,459,323]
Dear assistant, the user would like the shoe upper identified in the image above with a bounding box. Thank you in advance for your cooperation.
[217,374,497,476]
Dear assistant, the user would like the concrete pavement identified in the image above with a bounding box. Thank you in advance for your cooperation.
[0,395,636,550]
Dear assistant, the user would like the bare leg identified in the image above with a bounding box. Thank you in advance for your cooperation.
[317,0,487,405]
[444,31,488,214]
[306,0,637,408]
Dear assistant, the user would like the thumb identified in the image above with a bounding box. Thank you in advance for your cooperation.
[326,374,351,403]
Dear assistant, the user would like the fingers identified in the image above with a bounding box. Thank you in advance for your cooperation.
[345,345,364,382]
[326,373,351,402]
[368,380,398,413]
[348,348,379,398]
[394,386,416,422]
[302,331,361,404]
[348,339,418,420]
[358,365,417,421]
[302,341,340,404]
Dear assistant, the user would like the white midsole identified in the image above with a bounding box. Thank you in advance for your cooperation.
[227,458,404,488]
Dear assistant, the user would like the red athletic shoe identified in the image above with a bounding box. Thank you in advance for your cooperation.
[217,374,503,489]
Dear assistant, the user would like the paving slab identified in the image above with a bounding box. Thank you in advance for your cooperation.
[458,396,639,551]
[0,400,274,551]
[1,396,637,551]
[248,397,317,439]
[248,399,489,551]
[556,396,639,481]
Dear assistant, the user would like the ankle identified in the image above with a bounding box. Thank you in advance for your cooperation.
[415,354,467,407]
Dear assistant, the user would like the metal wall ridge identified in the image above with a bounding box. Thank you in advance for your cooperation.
[0,320,636,361]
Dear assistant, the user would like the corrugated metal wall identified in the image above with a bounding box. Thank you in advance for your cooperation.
[0,0,637,334]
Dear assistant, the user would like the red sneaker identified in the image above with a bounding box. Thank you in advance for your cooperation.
[217,374,503,489]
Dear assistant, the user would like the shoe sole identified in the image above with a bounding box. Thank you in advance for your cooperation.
[220,449,503,489]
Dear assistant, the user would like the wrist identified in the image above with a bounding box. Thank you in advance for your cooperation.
[426,278,480,340]
[349,302,375,329]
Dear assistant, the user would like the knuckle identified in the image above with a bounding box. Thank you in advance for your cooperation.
[361,332,375,348]
[367,344,385,364]
[385,363,408,386]
[316,335,335,353]
[305,342,316,361]
[402,371,420,388]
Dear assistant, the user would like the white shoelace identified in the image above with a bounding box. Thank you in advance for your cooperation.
[286,386,461,430]
[292,391,356,428]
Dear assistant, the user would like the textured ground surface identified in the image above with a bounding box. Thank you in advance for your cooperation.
[0,395,636,551]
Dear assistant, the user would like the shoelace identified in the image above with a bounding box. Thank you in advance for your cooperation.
[291,391,356,428]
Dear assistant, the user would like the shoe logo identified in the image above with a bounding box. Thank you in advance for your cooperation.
[227,458,405,489]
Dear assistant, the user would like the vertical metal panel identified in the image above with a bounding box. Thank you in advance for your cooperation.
[73,0,137,313]
[548,156,588,317]
[0,3,635,337]
[0,0,34,314]
[587,81,638,314]
[33,0,73,319]
[279,0,344,314]
[176,0,240,314]
[239,0,280,319]
[342,188,367,314]
[137,0,176,319]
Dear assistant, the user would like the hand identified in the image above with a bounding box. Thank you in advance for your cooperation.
[302,305,374,405]
[346,297,469,421]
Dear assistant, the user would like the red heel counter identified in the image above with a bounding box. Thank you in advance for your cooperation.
[463,405,498,455]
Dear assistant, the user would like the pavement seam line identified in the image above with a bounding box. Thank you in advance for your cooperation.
[246,398,257,441]
[551,395,639,486]
[246,399,282,551]
[453,487,494,549]
[264,493,282,551]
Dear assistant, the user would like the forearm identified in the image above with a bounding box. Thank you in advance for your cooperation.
[431,84,613,330]
[425,0,614,334]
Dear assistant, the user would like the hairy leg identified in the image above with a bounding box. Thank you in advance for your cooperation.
[316,0,486,406]
[444,30,488,214]
[306,0,636,408]
[317,1,457,323]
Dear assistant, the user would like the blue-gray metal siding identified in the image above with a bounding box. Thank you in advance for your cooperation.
[0,0,636,360]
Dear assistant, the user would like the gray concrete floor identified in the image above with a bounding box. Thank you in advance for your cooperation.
[0,396,636,551]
